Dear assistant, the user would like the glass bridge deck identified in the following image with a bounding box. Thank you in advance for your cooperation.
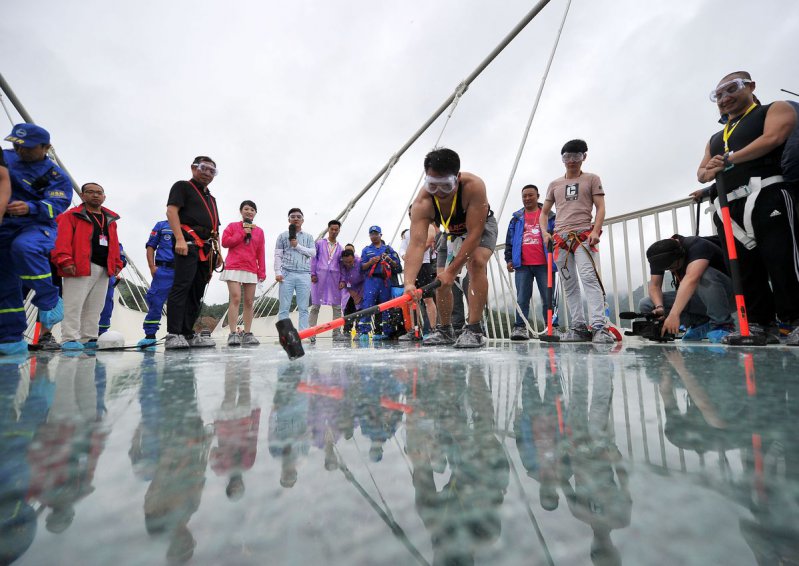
[1,339,796,565]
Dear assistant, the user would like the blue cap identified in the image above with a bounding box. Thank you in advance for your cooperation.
[5,123,50,147]
[368,225,382,234]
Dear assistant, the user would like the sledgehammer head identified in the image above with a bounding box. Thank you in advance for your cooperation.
[276,319,305,359]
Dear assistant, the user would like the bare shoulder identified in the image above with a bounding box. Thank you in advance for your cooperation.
[411,193,435,222]
[460,172,488,206]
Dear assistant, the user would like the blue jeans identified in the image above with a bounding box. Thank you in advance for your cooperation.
[279,271,312,330]
[514,264,549,327]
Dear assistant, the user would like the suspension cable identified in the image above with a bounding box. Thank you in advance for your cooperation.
[495,0,573,221]
[328,0,554,232]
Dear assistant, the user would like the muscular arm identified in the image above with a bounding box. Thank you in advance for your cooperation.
[662,259,709,334]
[647,274,665,314]
[589,194,606,245]
[444,175,489,279]
[539,200,554,244]
[699,102,797,180]
[146,247,156,275]
[166,205,187,255]
[403,199,434,292]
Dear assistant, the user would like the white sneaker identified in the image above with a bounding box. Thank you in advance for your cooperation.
[188,334,216,348]
[164,334,190,350]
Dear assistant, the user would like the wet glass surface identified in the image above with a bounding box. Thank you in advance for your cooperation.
[1,341,797,565]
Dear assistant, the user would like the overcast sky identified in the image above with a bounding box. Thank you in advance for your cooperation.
[2,0,798,304]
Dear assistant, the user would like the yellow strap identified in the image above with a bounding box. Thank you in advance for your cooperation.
[433,190,458,235]
[722,102,757,152]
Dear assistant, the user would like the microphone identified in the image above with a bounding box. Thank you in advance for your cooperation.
[288,224,297,241]
[243,217,253,243]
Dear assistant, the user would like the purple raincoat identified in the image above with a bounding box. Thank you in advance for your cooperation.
[311,239,343,306]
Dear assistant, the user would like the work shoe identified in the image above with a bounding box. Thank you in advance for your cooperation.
[398,331,421,342]
[241,332,260,346]
[454,327,487,349]
[0,339,29,356]
[188,334,216,348]
[164,333,190,350]
[681,322,711,341]
[591,326,616,344]
[309,336,316,344]
[38,297,64,328]
[61,341,84,351]
[423,325,456,346]
[510,326,529,341]
[749,323,780,345]
[37,331,62,351]
[558,324,592,343]
[786,325,799,346]
[708,323,735,344]
[227,333,242,346]
[332,333,350,342]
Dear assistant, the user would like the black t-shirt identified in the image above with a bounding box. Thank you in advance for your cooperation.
[90,211,109,268]
[651,236,728,278]
[166,180,219,239]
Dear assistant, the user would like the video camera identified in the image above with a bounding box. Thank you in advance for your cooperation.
[619,311,675,342]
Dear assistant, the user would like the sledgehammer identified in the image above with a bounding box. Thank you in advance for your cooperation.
[277,280,441,359]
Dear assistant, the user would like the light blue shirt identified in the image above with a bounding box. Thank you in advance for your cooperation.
[274,230,316,274]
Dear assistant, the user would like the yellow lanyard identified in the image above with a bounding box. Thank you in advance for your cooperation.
[433,190,458,234]
[722,102,757,152]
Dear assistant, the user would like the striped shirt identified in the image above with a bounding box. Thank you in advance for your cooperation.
[274,230,316,274]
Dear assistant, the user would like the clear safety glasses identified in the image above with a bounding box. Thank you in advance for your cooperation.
[288,214,304,220]
[194,163,218,177]
[710,78,752,102]
[561,152,585,163]
[423,174,458,196]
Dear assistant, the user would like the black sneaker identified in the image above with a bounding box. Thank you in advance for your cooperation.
[558,324,592,343]
[36,331,62,351]
[510,326,529,341]
[453,328,487,349]
[422,325,455,346]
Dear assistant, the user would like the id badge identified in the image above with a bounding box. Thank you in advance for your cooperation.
[99,235,109,247]
[347,282,352,288]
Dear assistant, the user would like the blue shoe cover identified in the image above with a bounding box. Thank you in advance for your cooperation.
[39,297,64,328]
[61,341,84,351]
[137,338,157,348]
[0,339,29,356]
[682,322,711,341]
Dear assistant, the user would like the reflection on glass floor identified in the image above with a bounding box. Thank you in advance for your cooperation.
[1,341,797,565]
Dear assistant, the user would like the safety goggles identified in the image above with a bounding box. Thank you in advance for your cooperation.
[194,162,218,177]
[288,214,304,220]
[561,152,585,163]
[710,78,752,102]
[423,174,458,196]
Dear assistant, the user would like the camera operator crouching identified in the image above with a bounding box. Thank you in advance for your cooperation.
[639,235,736,343]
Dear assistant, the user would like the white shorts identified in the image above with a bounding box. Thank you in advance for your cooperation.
[220,269,258,284]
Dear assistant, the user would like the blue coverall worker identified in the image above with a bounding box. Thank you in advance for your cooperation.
[139,220,175,344]
[0,124,72,355]
[357,226,402,336]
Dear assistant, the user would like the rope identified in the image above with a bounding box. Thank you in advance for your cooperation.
[495,0,574,220]
[351,153,400,239]
[0,92,15,125]
[387,81,469,247]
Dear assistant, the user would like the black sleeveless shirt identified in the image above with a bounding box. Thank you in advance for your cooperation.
[431,183,493,237]
[709,103,785,189]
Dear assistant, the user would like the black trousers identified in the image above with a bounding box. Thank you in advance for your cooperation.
[343,297,357,332]
[714,184,799,325]
[167,246,212,336]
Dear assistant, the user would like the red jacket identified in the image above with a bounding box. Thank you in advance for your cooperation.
[221,221,266,281]
[52,205,123,277]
